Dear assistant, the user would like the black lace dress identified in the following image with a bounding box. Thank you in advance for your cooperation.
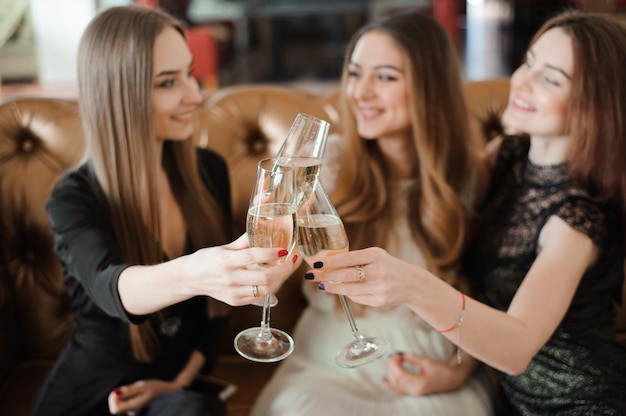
[465,136,626,415]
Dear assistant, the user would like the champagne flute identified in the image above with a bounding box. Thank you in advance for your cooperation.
[297,180,390,368]
[275,112,330,207]
[251,113,330,309]
[234,158,297,362]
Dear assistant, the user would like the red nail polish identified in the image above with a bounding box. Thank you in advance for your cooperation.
[292,254,298,264]
[278,249,289,257]
[113,388,122,398]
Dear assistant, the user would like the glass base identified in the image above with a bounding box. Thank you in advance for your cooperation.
[335,336,390,368]
[234,327,294,363]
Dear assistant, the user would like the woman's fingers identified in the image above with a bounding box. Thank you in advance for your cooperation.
[221,234,293,270]
[302,247,386,283]
[313,247,382,271]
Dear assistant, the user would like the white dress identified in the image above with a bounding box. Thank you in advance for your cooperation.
[251,135,494,416]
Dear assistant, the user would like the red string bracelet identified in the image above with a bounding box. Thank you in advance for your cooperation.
[437,291,466,364]
[437,291,466,333]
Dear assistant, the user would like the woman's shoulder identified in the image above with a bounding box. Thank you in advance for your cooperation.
[46,162,105,221]
[555,186,614,246]
[52,163,99,200]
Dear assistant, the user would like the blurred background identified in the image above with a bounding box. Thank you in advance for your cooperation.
[1,0,623,95]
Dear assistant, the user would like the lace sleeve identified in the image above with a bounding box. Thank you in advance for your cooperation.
[555,196,608,247]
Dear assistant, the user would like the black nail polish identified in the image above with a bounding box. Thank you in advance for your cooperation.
[313,261,324,269]
[318,283,325,290]
[304,272,314,280]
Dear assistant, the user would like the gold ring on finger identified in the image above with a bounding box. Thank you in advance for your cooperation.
[355,265,365,283]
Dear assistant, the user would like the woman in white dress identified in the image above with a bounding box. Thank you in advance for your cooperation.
[251,10,494,416]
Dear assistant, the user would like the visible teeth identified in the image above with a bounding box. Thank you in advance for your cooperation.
[360,109,380,117]
[514,97,532,110]
[174,113,192,120]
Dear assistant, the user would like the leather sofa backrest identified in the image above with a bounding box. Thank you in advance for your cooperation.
[0,98,84,383]
[195,84,343,234]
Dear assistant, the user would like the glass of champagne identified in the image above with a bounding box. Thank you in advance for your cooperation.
[234,158,297,362]
[297,180,390,368]
[275,112,330,207]
[251,113,330,309]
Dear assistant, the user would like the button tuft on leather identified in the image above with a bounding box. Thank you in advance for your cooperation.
[247,129,267,155]
[16,130,39,154]
[21,139,34,152]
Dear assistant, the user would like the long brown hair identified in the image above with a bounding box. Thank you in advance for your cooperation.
[77,5,229,361]
[530,10,626,237]
[332,10,478,283]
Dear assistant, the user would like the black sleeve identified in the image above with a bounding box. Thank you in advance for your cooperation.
[197,148,234,239]
[46,165,141,323]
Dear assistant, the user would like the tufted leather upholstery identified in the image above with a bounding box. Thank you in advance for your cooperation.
[0,79,624,416]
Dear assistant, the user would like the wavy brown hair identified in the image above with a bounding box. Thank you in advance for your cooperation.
[77,6,229,361]
[332,10,479,283]
[530,10,626,239]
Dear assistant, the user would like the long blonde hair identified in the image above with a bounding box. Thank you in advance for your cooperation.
[333,10,478,284]
[77,5,229,361]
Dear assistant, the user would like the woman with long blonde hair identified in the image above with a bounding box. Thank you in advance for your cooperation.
[252,10,493,415]
[31,6,295,416]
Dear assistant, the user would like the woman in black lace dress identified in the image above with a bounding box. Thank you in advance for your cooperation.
[302,10,626,415]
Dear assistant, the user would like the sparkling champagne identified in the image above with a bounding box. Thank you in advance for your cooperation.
[278,156,321,206]
[247,203,297,267]
[297,214,349,264]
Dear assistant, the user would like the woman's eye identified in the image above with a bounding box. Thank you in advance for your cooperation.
[347,70,360,78]
[158,79,175,88]
[543,76,559,86]
[378,74,397,82]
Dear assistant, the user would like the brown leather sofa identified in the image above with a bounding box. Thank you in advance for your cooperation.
[1,79,625,416]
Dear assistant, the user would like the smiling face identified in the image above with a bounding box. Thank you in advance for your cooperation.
[502,28,573,140]
[151,26,203,142]
[345,30,411,142]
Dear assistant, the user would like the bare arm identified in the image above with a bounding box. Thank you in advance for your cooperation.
[306,216,597,375]
[118,234,296,315]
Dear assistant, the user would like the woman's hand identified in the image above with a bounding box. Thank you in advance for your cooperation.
[385,352,470,396]
[107,379,175,415]
[181,233,299,306]
[303,247,424,309]
[119,233,300,315]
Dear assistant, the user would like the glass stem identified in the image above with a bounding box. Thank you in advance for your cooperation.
[339,295,365,343]
[257,294,273,342]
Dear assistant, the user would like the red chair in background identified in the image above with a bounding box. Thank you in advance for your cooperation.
[134,0,221,90]
[186,26,220,90]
